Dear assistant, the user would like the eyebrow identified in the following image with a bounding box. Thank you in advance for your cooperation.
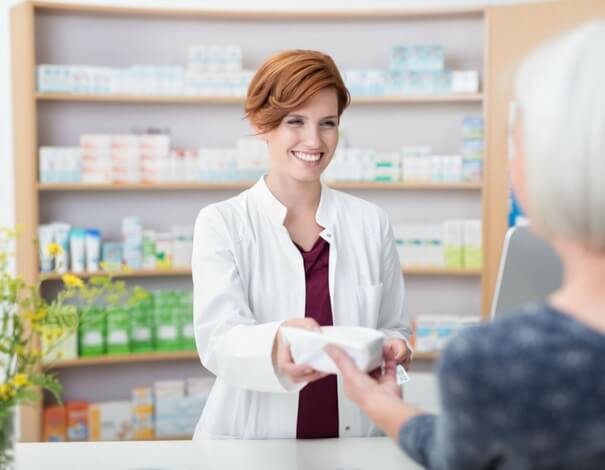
[286,114,339,120]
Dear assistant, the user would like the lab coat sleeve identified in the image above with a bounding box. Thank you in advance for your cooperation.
[192,206,303,394]
[376,211,413,351]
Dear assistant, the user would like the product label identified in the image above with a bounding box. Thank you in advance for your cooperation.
[183,324,194,339]
[108,330,128,345]
[83,331,102,346]
[158,325,177,340]
[133,328,151,341]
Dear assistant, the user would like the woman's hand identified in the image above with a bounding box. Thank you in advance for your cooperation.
[326,344,402,407]
[272,318,328,384]
[384,337,412,370]
[325,344,421,441]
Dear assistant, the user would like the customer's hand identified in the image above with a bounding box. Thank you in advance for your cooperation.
[325,344,402,409]
[384,337,412,370]
[325,344,421,441]
[272,318,328,384]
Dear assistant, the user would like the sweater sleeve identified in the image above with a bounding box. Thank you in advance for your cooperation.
[398,327,506,470]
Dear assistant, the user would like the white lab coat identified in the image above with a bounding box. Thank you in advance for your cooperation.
[192,176,411,439]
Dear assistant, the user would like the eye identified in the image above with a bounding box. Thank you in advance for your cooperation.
[321,120,337,128]
[286,118,304,126]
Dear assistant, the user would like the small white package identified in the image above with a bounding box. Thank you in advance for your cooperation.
[280,326,385,374]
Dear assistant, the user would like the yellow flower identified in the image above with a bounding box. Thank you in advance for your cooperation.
[31,348,42,358]
[0,384,12,400]
[25,309,47,323]
[11,374,28,388]
[62,274,84,289]
[46,242,63,257]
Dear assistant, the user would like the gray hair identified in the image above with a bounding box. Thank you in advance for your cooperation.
[514,21,605,249]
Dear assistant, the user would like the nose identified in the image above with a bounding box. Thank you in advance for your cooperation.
[302,124,322,148]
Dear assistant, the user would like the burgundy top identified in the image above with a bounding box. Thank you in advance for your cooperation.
[294,236,339,439]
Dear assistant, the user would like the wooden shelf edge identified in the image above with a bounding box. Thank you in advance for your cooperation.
[37,182,482,192]
[402,267,482,276]
[40,268,192,281]
[41,267,481,281]
[44,351,199,369]
[32,2,486,19]
[35,92,483,104]
[413,352,440,360]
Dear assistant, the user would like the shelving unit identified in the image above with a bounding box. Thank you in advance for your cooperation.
[38,181,483,191]
[11,0,510,443]
[36,92,484,104]
[40,266,482,282]
[45,351,199,370]
[46,350,439,370]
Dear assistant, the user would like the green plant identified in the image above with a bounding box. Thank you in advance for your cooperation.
[0,225,147,420]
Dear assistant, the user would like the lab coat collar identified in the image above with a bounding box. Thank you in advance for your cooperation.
[251,176,336,236]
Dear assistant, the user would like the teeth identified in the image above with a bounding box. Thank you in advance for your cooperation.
[292,151,322,162]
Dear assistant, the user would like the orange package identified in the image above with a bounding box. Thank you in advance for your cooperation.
[43,406,66,442]
[66,401,89,441]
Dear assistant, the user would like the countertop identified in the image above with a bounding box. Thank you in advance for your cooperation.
[16,436,423,470]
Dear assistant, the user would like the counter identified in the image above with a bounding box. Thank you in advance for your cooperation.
[17,436,422,470]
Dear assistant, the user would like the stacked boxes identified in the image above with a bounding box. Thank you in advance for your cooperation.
[122,217,143,270]
[393,220,482,269]
[76,290,196,359]
[462,117,484,183]
[44,377,213,442]
[38,147,82,183]
[39,136,268,184]
[78,306,106,357]
[37,63,253,97]
[88,401,133,441]
[130,300,154,353]
[106,305,130,355]
[155,378,212,438]
[413,316,482,352]
[66,401,89,441]
[154,292,181,352]
[132,387,154,440]
[43,406,66,442]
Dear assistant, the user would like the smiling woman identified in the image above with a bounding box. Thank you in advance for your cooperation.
[191,49,412,440]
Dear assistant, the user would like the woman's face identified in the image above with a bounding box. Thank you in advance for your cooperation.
[262,87,339,184]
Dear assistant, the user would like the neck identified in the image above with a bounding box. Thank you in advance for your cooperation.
[549,237,605,322]
[264,173,321,214]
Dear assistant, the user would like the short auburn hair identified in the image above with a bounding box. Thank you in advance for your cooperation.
[245,50,351,133]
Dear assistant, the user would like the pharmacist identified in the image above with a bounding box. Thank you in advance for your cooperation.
[192,50,412,439]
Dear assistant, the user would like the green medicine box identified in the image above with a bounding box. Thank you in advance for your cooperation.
[78,306,106,357]
[130,299,154,353]
[106,305,131,355]
[154,291,181,352]
[179,291,196,351]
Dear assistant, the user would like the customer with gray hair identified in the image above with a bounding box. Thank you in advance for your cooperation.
[326,21,605,469]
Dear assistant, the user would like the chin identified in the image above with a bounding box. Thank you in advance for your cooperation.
[290,169,323,184]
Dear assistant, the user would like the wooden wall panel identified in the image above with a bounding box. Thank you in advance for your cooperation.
[482,0,605,315]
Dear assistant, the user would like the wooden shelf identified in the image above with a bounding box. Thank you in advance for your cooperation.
[37,181,482,192]
[413,352,440,360]
[35,92,483,105]
[401,267,482,277]
[41,267,480,281]
[44,351,198,369]
[33,2,485,19]
[40,268,192,281]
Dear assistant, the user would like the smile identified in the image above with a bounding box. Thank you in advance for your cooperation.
[291,150,324,163]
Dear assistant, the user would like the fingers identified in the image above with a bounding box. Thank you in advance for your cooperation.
[325,344,359,378]
[282,317,321,332]
[280,362,326,383]
[384,339,411,365]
